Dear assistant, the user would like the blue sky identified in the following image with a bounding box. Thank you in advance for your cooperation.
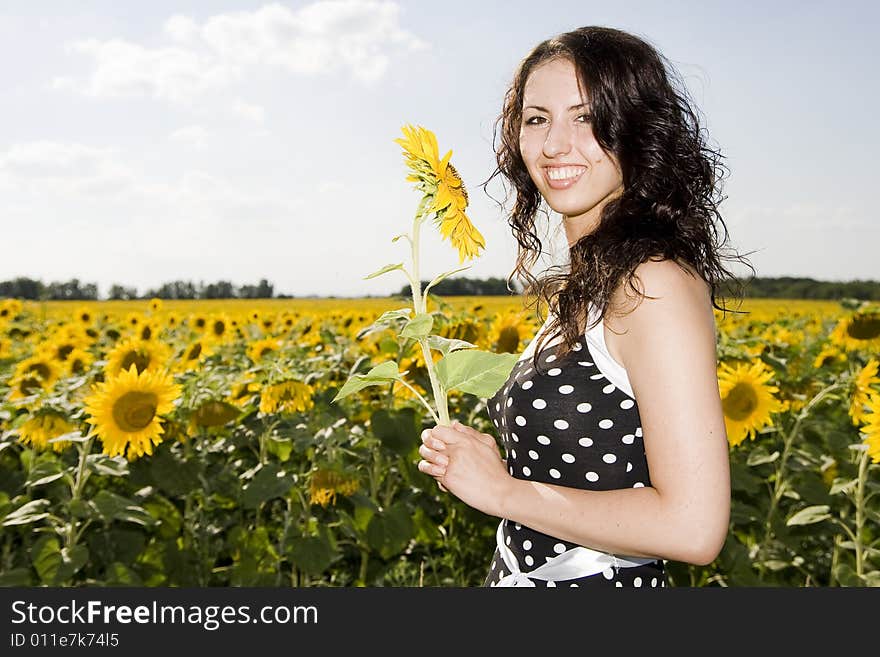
[0,1,876,297]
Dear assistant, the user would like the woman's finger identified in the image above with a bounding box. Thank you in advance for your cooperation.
[417,459,446,477]
[418,443,449,466]
[420,429,446,451]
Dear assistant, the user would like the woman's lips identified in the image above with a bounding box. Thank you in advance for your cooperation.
[543,166,587,190]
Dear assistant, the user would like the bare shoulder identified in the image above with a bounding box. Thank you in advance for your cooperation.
[605,257,715,368]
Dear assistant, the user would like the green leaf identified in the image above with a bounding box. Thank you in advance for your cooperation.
[426,334,477,357]
[424,264,472,297]
[241,463,293,509]
[92,490,154,526]
[331,361,402,403]
[31,536,88,585]
[25,456,64,488]
[370,408,419,455]
[2,498,50,526]
[149,448,201,497]
[86,454,129,477]
[287,536,335,576]
[830,477,858,496]
[265,436,294,463]
[104,562,143,586]
[0,568,32,586]
[363,263,406,281]
[400,313,434,339]
[786,504,831,526]
[746,447,780,466]
[434,350,520,398]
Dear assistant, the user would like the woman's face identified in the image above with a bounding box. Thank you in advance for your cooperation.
[519,57,623,244]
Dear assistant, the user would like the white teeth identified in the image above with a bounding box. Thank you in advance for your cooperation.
[547,166,586,181]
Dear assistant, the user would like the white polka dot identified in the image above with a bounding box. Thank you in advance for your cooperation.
[499,569,504,578]
[522,466,531,476]
[545,354,557,363]
[522,540,532,550]
[511,449,517,459]
[635,427,643,437]
[615,581,623,588]
[553,543,567,554]
[547,368,562,376]
[515,416,526,426]
[577,402,592,413]
[490,581,495,586]
[603,453,617,464]
[547,581,556,587]
[622,434,635,444]
[590,373,604,381]
[626,462,633,472]
[558,384,574,394]
[528,450,539,460]
[493,419,498,427]
[634,577,642,587]
[505,535,511,545]
[602,383,616,394]
[651,577,658,587]
[549,468,561,479]
[572,343,582,351]
[578,361,593,367]
[561,453,575,463]
[633,482,645,488]
[661,580,666,587]
[553,419,569,430]
[508,466,513,474]
[602,567,614,580]
[495,402,500,412]
[506,397,513,407]
[532,398,547,409]
[511,432,519,442]
[585,471,599,482]
[492,560,496,570]
[598,418,613,429]
[578,437,593,447]
[521,380,533,390]
[620,399,635,409]
[537,435,551,445]
[523,368,533,376]
[570,583,579,587]
[524,555,534,566]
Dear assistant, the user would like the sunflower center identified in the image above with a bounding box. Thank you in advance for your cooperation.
[722,382,759,421]
[187,343,202,360]
[112,391,158,432]
[58,344,75,360]
[847,313,880,341]
[121,351,151,374]
[19,377,42,395]
[71,358,85,375]
[26,363,51,380]
[141,326,153,340]
[213,320,225,337]
[259,346,274,358]
[497,326,521,353]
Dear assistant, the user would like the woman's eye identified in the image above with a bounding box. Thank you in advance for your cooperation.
[524,116,545,125]
[576,113,592,123]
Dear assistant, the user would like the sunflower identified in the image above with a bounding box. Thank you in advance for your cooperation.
[188,313,209,332]
[164,312,181,328]
[83,364,182,461]
[850,358,880,426]
[132,319,163,342]
[485,310,533,354]
[7,354,63,401]
[0,337,12,360]
[247,337,282,363]
[395,124,486,263]
[124,312,142,328]
[172,339,214,373]
[73,305,95,325]
[204,312,234,344]
[829,309,880,353]
[148,297,163,313]
[18,410,76,453]
[0,298,23,320]
[259,379,315,415]
[859,393,880,463]
[308,468,360,507]
[104,337,172,377]
[226,378,260,408]
[717,359,786,448]
[813,343,847,369]
[186,399,241,436]
[65,347,95,376]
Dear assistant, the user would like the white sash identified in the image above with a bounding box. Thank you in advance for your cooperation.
[493,519,658,587]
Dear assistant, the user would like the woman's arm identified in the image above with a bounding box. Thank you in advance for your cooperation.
[497,258,730,566]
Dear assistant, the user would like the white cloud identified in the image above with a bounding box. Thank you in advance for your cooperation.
[231,99,265,122]
[169,125,211,148]
[53,1,429,107]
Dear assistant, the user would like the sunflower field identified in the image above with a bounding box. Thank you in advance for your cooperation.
[0,293,878,587]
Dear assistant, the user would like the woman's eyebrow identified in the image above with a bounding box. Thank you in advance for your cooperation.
[523,103,589,112]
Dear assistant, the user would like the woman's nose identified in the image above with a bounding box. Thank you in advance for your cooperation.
[542,120,573,158]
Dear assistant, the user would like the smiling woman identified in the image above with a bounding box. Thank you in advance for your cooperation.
[417,25,755,588]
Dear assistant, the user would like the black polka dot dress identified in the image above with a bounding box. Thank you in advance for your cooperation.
[483,309,668,588]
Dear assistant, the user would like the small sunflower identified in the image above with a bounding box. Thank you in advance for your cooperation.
[148,297,163,313]
[18,410,76,453]
[247,337,282,363]
[124,311,142,328]
[104,337,172,377]
[308,468,360,507]
[395,124,486,263]
[829,309,880,353]
[204,312,234,344]
[7,354,63,400]
[73,305,95,325]
[173,339,214,373]
[83,364,182,461]
[132,319,163,342]
[850,358,880,426]
[485,310,532,354]
[259,379,315,415]
[186,399,241,436]
[717,359,786,448]
[0,298,23,320]
[65,347,95,376]
[859,393,880,463]
[813,343,847,369]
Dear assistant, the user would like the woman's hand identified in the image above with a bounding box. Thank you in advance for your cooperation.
[417,419,511,518]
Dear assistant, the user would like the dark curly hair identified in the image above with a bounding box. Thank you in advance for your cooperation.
[481,25,755,374]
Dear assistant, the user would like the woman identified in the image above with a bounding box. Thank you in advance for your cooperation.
[417,26,752,587]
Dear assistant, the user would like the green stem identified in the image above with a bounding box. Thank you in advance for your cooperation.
[67,434,95,550]
[854,446,870,580]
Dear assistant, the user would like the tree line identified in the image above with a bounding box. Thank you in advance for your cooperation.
[1,275,879,301]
